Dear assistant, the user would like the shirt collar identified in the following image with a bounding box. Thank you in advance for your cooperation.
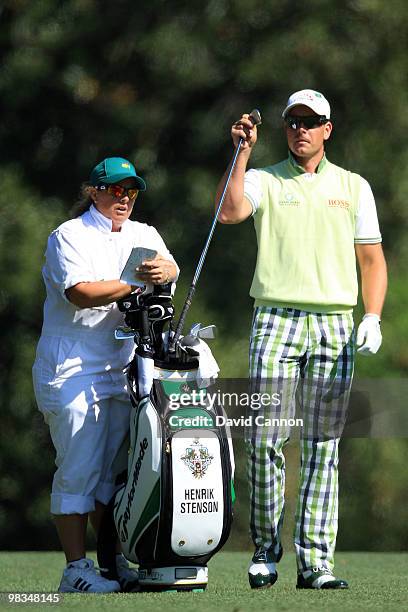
[288,152,328,175]
[89,204,120,233]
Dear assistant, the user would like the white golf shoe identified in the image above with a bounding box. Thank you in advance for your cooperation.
[58,558,120,593]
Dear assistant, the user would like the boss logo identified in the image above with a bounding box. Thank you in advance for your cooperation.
[328,199,350,209]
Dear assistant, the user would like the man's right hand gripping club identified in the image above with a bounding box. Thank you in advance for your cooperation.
[232,113,259,151]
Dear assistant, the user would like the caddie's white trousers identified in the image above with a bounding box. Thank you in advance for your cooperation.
[32,336,132,515]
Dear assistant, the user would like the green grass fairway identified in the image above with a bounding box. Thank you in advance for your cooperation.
[0,552,406,611]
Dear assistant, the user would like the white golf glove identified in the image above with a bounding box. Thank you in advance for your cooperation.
[356,314,382,356]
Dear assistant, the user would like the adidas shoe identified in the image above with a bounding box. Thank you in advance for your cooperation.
[115,554,140,592]
[248,548,278,589]
[58,558,121,593]
[296,567,349,589]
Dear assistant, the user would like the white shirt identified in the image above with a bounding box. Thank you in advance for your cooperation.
[41,205,179,341]
[244,169,382,244]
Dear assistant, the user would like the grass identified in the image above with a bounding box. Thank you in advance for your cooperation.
[0,551,407,611]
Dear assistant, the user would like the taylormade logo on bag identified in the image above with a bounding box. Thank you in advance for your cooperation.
[118,438,148,542]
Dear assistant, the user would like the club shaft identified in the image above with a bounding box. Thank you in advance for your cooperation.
[169,285,195,351]
[192,138,243,285]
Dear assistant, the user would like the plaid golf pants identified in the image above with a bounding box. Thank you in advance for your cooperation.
[245,306,355,572]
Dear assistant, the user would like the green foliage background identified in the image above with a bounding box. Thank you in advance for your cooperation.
[0,0,407,552]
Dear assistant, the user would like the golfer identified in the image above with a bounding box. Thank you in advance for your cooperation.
[32,157,178,593]
[215,90,387,589]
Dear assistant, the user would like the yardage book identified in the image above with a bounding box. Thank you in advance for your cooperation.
[120,247,157,286]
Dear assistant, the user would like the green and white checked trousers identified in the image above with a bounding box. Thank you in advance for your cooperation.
[246,306,355,572]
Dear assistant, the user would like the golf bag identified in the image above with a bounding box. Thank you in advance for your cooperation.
[97,285,235,591]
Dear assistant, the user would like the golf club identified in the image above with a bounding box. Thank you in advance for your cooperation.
[168,108,262,355]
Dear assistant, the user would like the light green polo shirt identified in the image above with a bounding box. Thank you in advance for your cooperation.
[247,155,363,313]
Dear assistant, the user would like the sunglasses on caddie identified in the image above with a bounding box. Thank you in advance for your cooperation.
[284,115,329,130]
[97,184,139,200]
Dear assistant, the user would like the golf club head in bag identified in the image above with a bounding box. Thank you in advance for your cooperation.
[116,283,174,360]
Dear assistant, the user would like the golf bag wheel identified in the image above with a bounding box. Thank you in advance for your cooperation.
[138,565,208,592]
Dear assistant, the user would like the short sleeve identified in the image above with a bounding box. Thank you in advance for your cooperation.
[354,178,382,244]
[45,229,94,303]
[244,169,263,215]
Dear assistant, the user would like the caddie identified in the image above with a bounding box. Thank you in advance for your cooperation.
[32,156,179,593]
[215,89,387,589]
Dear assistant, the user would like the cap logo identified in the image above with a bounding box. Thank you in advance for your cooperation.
[298,93,314,101]
[121,162,130,169]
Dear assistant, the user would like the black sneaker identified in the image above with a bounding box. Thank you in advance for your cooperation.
[100,554,140,593]
[296,567,349,589]
[115,554,140,592]
[248,548,278,589]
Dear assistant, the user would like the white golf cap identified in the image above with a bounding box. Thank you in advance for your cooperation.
[282,89,331,119]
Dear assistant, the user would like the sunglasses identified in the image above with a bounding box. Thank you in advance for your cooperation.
[284,115,329,130]
[97,184,139,200]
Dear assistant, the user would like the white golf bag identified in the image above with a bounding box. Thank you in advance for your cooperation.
[97,286,235,591]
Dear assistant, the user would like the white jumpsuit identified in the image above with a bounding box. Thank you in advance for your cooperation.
[32,205,178,515]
